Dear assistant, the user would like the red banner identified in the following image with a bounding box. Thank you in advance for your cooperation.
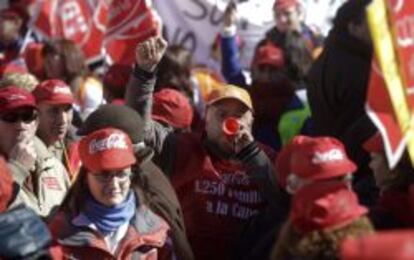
[30,0,159,65]
[31,0,108,62]
[104,0,160,65]
[366,61,407,168]
[387,0,414,94]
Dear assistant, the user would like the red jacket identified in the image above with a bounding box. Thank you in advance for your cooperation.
[49,200,172,260]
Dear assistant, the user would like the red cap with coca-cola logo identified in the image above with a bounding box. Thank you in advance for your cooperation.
[79,128,136,173]
[0,86,36,113]
[290,137,357,181]
[291,182,367,234]
[33,79,74,105]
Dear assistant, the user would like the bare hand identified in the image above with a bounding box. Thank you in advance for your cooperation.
[9,138,37,172]
[233,126,254,154]
[135,36,168,73]
[223,2,237,28]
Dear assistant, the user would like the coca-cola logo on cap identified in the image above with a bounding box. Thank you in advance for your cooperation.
[89,133,128,154]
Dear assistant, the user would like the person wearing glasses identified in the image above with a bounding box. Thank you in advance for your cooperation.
[49,128,172,259]
[0,86,70,218]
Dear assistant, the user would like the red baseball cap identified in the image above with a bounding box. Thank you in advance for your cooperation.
[0,156,14,213]
[0,86,36,113]
[363,132,384,153]
[291,182,368,234]
[341,231,414,260]
[152,88,194,129]
[253,42,285,68]
[290,137,357,181]
[274,0,299,11]
[33,79,74,105]
[276,135,313,188]
[79,128,136,173]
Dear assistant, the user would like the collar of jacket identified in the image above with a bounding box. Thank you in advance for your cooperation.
[134,143,154,165]
[327,29,373,60]
[56,202,169,256]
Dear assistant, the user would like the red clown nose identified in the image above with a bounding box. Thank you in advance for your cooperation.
[222,117,240,136]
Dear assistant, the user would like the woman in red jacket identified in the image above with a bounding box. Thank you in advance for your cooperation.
[49,128,172,259]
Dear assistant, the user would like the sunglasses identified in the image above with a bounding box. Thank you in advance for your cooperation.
[0,109,38,123]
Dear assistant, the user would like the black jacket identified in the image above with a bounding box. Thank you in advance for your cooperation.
[306,29,378,206]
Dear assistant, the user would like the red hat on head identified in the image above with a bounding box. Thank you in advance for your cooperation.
[290,137,357,181]
[341,231,414,260]
[274,0,299,11]
[0,156,14,213]
[276,135,313,188]
[253,42,285,68]
[0,86,36,113]
[79,128,136,173]
[152,88,194,129]
[291,182,367,234]
[363,132,384,153]
[33,79,74,105]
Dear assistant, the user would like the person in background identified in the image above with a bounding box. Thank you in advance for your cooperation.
[220,3,312,152]
[126,36,283,260]
[0,86,70,218]
[155,45,205,130]
[306,0,377,207]
[363,133,414,229]
[49,128,173,259]
[41,39,104,122]
[0,8,24,65]
[265,0,320,86]
[272,181,373,260]
[33,79,80,180]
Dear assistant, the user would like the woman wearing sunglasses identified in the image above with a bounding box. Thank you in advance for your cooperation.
[0,86,70,218]
[49,128,172,259]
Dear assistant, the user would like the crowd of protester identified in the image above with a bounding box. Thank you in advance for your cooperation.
[1,0,414,259]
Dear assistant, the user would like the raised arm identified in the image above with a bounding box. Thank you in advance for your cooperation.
[125,37,174,155]
[220,3,249,88]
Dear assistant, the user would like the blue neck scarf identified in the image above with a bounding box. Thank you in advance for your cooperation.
[82,191,137,235]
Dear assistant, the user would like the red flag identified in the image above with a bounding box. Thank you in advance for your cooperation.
[31,0,108,62]
[104,0,160,65]
[366,60,407,168]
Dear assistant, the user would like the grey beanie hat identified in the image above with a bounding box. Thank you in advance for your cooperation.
[77,104,145,144]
